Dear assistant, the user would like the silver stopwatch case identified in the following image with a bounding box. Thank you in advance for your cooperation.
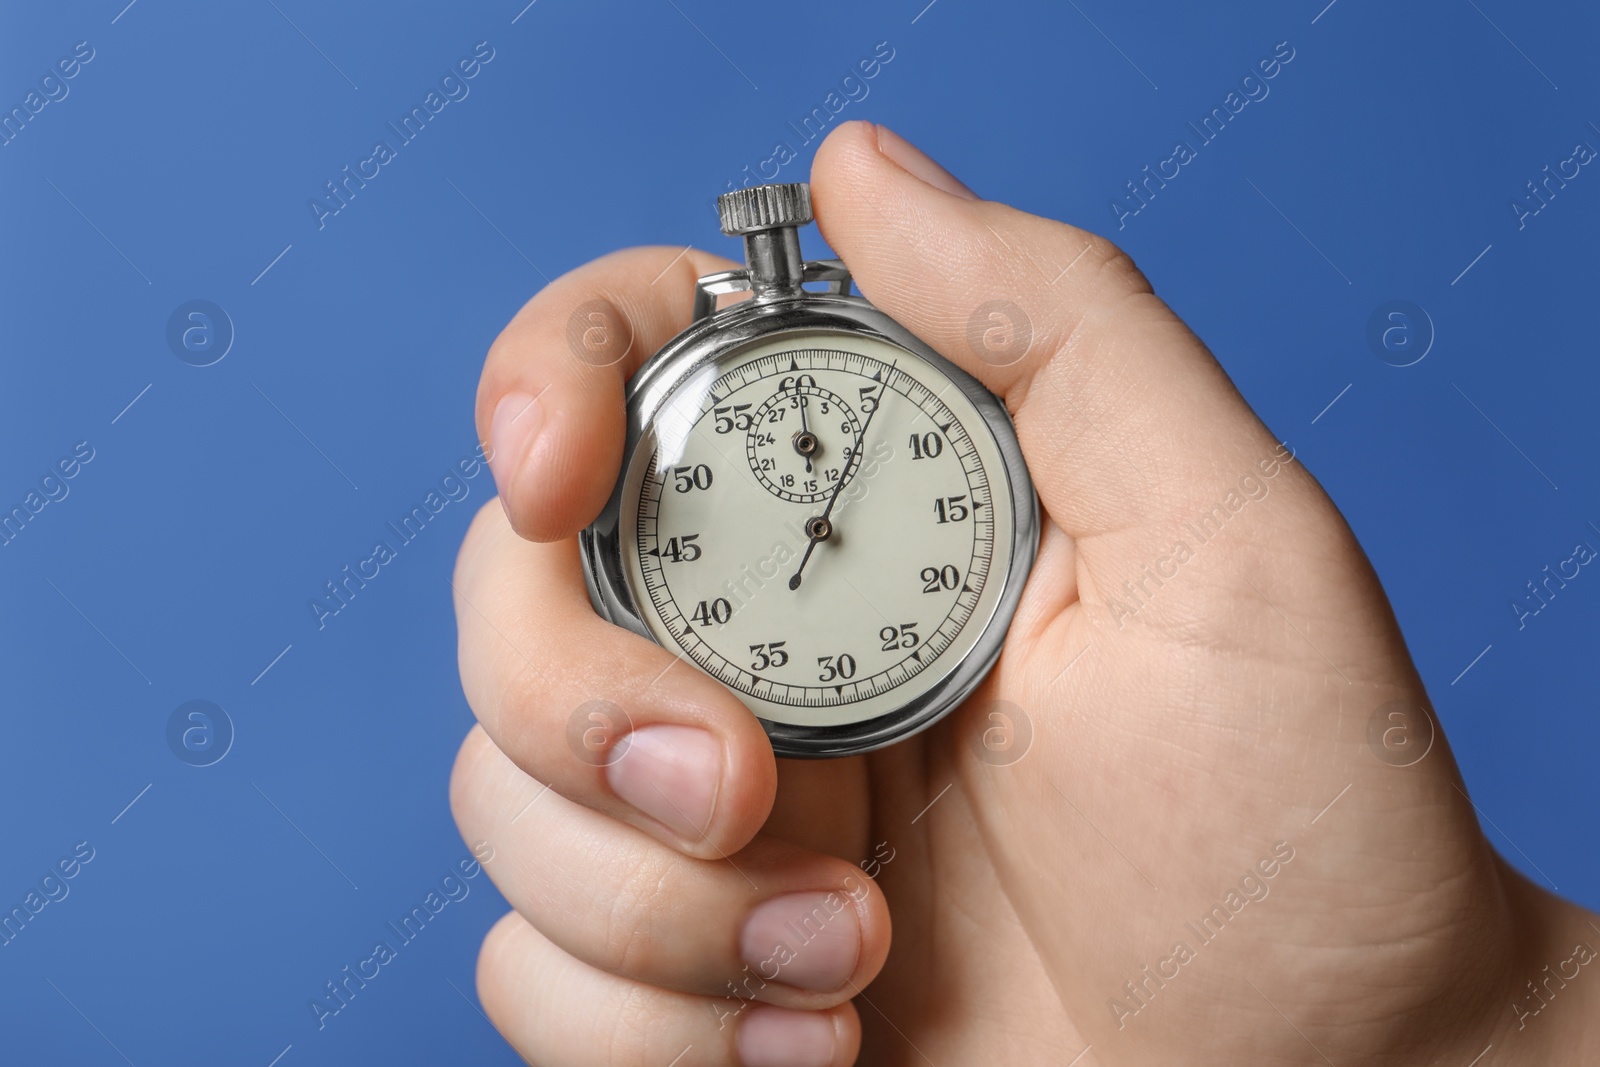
[579,183,1037,758]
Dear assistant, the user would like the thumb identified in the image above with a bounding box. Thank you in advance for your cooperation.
[811,121,1292,541]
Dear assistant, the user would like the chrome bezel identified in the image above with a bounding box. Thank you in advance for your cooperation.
[579,288,1038,759]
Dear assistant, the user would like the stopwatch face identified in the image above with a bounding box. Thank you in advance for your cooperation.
[616,328,1022,741]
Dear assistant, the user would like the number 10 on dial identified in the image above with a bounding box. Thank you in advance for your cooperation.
[581,183,1036,757]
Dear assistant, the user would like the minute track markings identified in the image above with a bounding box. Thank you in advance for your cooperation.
[643,364,979,668]
[635,346,998,709]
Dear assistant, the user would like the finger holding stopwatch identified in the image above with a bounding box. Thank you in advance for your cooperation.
[476,913,861,1067]
[812,121,1315,542]
[453,500,778,859]
[477,246,741,543]
[451,725,891,1008]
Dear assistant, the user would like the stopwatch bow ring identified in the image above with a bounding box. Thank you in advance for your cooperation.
[692,183,854,323]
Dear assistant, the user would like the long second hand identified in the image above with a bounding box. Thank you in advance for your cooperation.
[788,364,892,591]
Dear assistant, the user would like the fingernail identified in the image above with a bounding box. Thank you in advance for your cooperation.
[737,1006,838,1067]
[740,892,861,993]
[488,391,545,506]
[605,725,722,841]
[874,124,979,200]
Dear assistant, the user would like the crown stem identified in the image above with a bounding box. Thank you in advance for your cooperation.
[717,183,813,304]
[744,228,804,301]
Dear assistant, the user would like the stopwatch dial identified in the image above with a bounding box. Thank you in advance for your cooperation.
[621,334,1016,730]
[743,382,861,504]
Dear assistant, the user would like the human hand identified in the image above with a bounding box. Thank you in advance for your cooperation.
[450,120,1599,1065]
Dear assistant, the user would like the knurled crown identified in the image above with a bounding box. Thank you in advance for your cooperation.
[717,183,813,236]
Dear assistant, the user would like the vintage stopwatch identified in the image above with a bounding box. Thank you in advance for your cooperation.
[580,183,1037,758]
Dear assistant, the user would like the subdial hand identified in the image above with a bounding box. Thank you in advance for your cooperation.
[792,395,815,473]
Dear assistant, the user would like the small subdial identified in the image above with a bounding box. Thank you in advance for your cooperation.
[744,382,860,503]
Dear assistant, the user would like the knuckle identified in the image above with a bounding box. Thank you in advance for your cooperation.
[475,911,526,1017]
[1084,236,1151,299]
[490,649,554,757]
[601,858,678,977]
[1029,231,1157,376]
[608,981,664,1066]
[447,725,495,831]
[453,498,509,590]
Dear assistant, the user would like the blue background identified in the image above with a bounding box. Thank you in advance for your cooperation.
[2,0,1596,1063]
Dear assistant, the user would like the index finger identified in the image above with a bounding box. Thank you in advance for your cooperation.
[478,246,740,542]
